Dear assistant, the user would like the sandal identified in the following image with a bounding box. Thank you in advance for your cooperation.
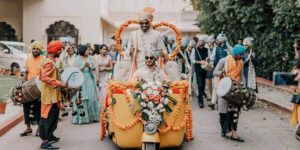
[20,130,32,137]
[296,134,300,141]
[230,136,245,142]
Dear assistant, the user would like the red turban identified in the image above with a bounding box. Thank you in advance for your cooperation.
[47,41,63,54]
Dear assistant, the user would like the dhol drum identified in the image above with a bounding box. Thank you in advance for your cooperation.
[10,77,41,104]
[60,67,84,102]
[201,61,212,71]
[217,77,257,109]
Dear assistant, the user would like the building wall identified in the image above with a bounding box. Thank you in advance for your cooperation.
[0,0,23,41]
[23,0,102,46]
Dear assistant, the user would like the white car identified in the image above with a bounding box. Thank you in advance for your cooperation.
[0,41,28,75]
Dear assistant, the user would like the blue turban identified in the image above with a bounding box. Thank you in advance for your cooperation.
[232,44,245,55]
[167,35,175,42]
[181,37,190,48]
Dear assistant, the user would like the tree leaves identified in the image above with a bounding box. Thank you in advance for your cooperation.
[195,0,300,79]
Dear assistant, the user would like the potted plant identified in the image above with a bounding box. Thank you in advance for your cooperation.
[0,99,7,114]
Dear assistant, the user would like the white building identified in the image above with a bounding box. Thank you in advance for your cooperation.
[0,0,200,46]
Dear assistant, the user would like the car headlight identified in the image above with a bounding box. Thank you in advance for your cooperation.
[144,121,157,135]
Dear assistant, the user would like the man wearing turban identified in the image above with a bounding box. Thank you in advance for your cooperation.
[190,36,209,108]
[127,7,168,81]
[214,44,246,142]
[20,41,45,137]
[39,41,67,149]
[209,32,232,108]
[132,45,167,82]
[242,37,258,92]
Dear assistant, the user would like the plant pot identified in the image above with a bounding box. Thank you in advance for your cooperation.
[0,68,4,74]
[4,69,10,76]
[0,103,7,114]
[14,71,21,77]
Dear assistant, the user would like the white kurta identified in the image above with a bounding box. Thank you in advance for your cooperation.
[126,29,167,70]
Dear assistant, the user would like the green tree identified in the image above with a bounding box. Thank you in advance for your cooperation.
[194,0,300,79]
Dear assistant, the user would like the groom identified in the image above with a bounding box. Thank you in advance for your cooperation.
[126,7,168,80]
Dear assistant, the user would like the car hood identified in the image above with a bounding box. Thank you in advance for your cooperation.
[14,53,28,60]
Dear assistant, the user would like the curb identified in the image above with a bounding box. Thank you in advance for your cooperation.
[0,110,24,137]
[256,77,293,114]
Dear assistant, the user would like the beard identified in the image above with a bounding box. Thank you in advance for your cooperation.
[32,52,40,57]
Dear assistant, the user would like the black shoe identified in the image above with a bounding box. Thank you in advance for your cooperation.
[221,132,226,137]
[41,142,59,149]
[49,136,60,143]
[230,136,245,142]
[198,101,204,108]
[35,131,40,137]
[208,104,215,110]
[20,130,32,136]
[207,98,211,101]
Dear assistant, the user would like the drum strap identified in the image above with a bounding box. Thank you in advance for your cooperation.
[48,59,63,74]
[195,48,203,61]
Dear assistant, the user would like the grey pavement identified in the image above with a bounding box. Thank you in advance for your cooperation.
[0,97,300,150]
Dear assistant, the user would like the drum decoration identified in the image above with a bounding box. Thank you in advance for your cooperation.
[217,77,256,109]
[61,67,84,102]
[10,77,41,105]
[71,88,85,117]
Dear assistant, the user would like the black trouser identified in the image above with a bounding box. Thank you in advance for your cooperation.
[23,100,41,125]
[195,71,206,103]
[39,104,59,141]
[219,109,240,134]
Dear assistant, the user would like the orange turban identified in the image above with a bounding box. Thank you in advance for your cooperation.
[47,41,62,54]
[138,7,155,22]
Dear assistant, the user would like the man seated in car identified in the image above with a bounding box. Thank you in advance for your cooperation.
[131,45,167,82]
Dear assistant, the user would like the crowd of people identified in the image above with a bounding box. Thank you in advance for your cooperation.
[17,6,300,150]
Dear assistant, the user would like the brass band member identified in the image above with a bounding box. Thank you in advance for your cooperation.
[214,45,245,142]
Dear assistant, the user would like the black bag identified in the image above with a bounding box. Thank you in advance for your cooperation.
[291,94,300,104]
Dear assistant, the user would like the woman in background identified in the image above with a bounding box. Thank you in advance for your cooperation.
[72,45,100,124]
[95,44,113,107]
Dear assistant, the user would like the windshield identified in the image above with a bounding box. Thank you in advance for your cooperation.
[8,44,27,53]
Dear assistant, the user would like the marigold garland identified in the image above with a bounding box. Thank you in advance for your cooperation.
[100,80,193,142]
[115,20,139,59]
[114,20,182,61]
[153,22,182,61]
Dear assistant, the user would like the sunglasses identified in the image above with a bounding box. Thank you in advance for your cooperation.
[139,22,149,25]
[145,56,154,60]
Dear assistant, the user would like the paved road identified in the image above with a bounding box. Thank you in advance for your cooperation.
[0,97,299,150]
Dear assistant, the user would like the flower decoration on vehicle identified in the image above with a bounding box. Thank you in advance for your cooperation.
[127,79,177,126]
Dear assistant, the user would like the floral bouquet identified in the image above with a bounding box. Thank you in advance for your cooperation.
[127,79,177,126]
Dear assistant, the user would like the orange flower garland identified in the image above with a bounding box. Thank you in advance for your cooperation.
[100,80,193,142]
[153,22,182,61]
[115,20,139,59]
[114,20,182,61]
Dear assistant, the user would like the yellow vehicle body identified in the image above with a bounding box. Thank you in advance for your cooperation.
[101,80,193,149]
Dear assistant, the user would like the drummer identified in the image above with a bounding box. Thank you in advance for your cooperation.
[39,41,67,149]
[20,41,44,137]
[214,44,245,142]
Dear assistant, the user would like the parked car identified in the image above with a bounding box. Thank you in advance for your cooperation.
[0,41,28,75]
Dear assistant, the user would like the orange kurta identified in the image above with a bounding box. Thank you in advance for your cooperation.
[39,57,62,118]
[217,55,243,84]
[25,55,44,80]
